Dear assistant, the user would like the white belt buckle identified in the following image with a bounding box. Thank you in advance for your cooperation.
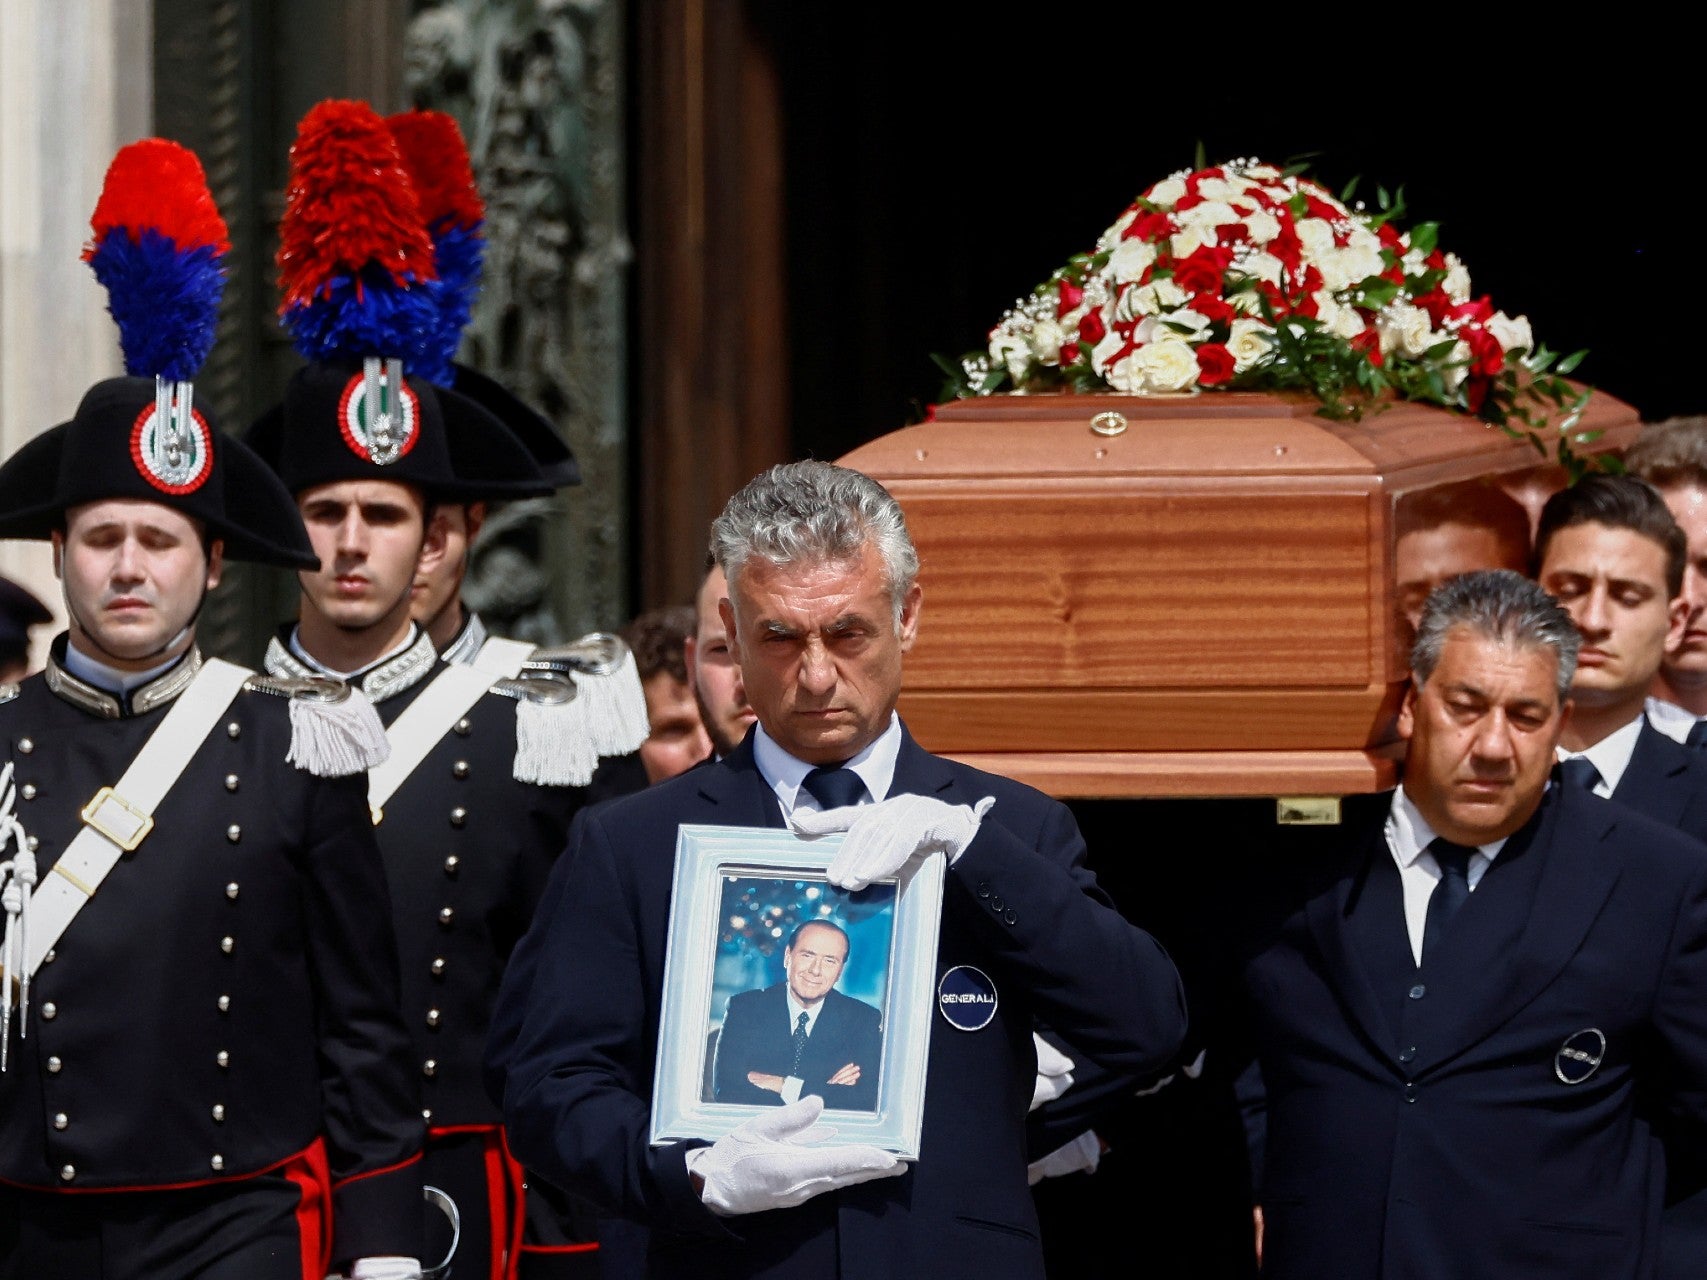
[80,787,154,853]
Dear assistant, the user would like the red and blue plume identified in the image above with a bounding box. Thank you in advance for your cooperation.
[275,99,441,366]
[83,139,230,383]
[387,109,484,386]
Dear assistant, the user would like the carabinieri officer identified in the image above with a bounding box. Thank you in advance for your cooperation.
[0,140,424,1280]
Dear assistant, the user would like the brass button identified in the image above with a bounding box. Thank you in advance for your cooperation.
[212,1104,226,1123]
[453,760,469,779]
[226,825,241,844]
[444,855,460,876]
[449,807,467,828]
[220,936,234,955]
[41,1002,56,1021]
[216,1050,230,1068]
[438,907,454,927]
[224,774,239,792]
[52,1113,67,1131]
[431,958,446,977]
[20,783,36,800]
[426,1009,442,1028]
[423,1059,437,1078]
[226,722,240,739]
[46,1056,61,1074]
[453,718,472,737]
[217,995,231,1013]
[59,1164,74,1182]
[210,1154,225,1172]
[18,738,33,754]
[225,883,240,901]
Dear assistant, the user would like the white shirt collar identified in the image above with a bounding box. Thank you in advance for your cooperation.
[1646,696,1702,745]
[288,622,421,681]
[753,713,903,815]
[60,642,181,696]
[785,989,825,1036]
[1557,713,1644,796]
[1387,784,1510,869]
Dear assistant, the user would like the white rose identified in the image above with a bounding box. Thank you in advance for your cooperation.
[1147,177,1187,207]
[990,329,1031,382]
[1236,252,1284,286]
[1097,209,1137,252]
[1244,209,1281,244]
[1296,218,1337,261]
[1378,303,1433,359]
[1443,253,1472,302]
[1107,237,1157,284]
[1487,310,1534,355]
[1340,244,1386,286]
[1314,293,1366,341]
[1170,226,1213,259]
[1132,338,1201,392]
[1162,309,1213,340]
[1227,318,1274,373]
[1091,326,1127,373]
[1442,339,1473,393]
[1030,318,1065,366]
[1179,199,1240,229]
[1230,287,1268,315]
[1136,278,1188,312]
[1196,177,1238,202]
[1105,351,1144,392]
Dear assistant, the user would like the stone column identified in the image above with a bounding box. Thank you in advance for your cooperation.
[0,0,152,667]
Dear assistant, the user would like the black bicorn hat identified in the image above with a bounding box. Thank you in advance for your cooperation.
[0,140,317,570]
[251,100,555,503]
[0,379,318,569]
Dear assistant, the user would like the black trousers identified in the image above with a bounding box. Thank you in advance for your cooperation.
[0,1174,309,1280]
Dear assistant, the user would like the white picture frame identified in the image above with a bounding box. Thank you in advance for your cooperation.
[649,823,943,1159]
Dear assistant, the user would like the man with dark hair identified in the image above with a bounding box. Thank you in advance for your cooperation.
[712,919,882,1112]
[1394,478,1532,653]
[1238,569,1707,1279]
[621,605,711,783]
[500,460,1185,1279]
[686,563,757,761]
[1625,417,1707,734]
[1532,475,1707,842]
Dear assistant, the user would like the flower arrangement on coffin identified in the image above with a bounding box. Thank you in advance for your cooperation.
[940,158,1606,477]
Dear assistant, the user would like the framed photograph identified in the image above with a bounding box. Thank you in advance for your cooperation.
[649,823,944,1159]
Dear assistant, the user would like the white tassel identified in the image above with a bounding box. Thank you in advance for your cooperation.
[568,649,651,757]
[514,696,599,787]
[288,688,391,777]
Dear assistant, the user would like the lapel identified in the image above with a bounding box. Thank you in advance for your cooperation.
[1305,814,1410,1065]
[1407,787,1623,1075]
[1611,720,1692,828]
[692,735,787,830]
[889,726,960,803]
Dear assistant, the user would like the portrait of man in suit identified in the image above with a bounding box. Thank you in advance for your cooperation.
[712,918,883,1112]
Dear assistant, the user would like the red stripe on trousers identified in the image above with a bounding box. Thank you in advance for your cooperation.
[282,1139,332,1280]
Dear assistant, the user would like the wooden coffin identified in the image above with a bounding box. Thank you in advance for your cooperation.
[839,388,1639,800]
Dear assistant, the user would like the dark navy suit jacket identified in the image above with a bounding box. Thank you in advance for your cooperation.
[1613,719,1707,846]
[1241,784,1707,1280]
[497,727,1186,1279]
[713,984,882,1112]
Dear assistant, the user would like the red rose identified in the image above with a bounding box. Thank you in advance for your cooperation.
[1416,288,1453,327]
[1174,192,1205,213]
[1462,325,1505,376]
[1377,223,1402,250]
[1191,293,1236,327]
[1079,310,1106,345]
[1196,343,1235,386]
[1126,210,1175,243]
[1269,224,1303,273]
[1465,375,1491,414]
[1303,193,1341,222]
[1059,342,1082,366]
[1350,328,1384,368]
[1057,278,1084,318]
[1173,244,1235,296]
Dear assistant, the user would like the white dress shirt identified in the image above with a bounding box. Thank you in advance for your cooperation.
[1646,696,1705,745]
[778,990,829,1104]
[752,713,902,816]
[1555,713,1644,799]
[1386,786,1509,966]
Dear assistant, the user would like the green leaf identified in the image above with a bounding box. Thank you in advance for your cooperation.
[1556,349,1588,376]
[1408,222,1438,256]
[1194,140,1207,171]
[1341,174,1361,203]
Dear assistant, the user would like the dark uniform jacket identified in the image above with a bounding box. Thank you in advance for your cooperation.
[713,984,883,1112]
[1614,719,1707,846]
[499,727,1187,1280]
[0,642,424,1263]
[1240,784,1707,1280]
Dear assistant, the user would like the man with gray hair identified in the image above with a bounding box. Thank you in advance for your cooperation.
[1236,568,1707,1280]
[498,460,1187,1278]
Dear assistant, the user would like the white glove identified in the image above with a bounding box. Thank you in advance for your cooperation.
[1030,1033,1076,1112]
[1027,1130,1103,1186]
[791,793,996,891]
[685,1095,904,1216]
[346,1259,422,1280]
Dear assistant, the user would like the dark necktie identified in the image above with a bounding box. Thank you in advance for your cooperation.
[1558,756,1602,793]
[790,1010,810,1075]
[1421,837,1475,962]
[801,764,867,810]
[1687,720,1707,750]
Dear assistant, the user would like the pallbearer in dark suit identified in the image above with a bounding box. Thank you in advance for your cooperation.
[247,101,641,1280]
[1533,475,1707,840]
[1628,419,1707,738]
[712,921,883,1112]
[0,140,423,1280]
[498,461,1186,1279]
[1240,570,1707,1280]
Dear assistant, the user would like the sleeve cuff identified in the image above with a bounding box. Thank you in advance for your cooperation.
[782,1076,804,1104]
